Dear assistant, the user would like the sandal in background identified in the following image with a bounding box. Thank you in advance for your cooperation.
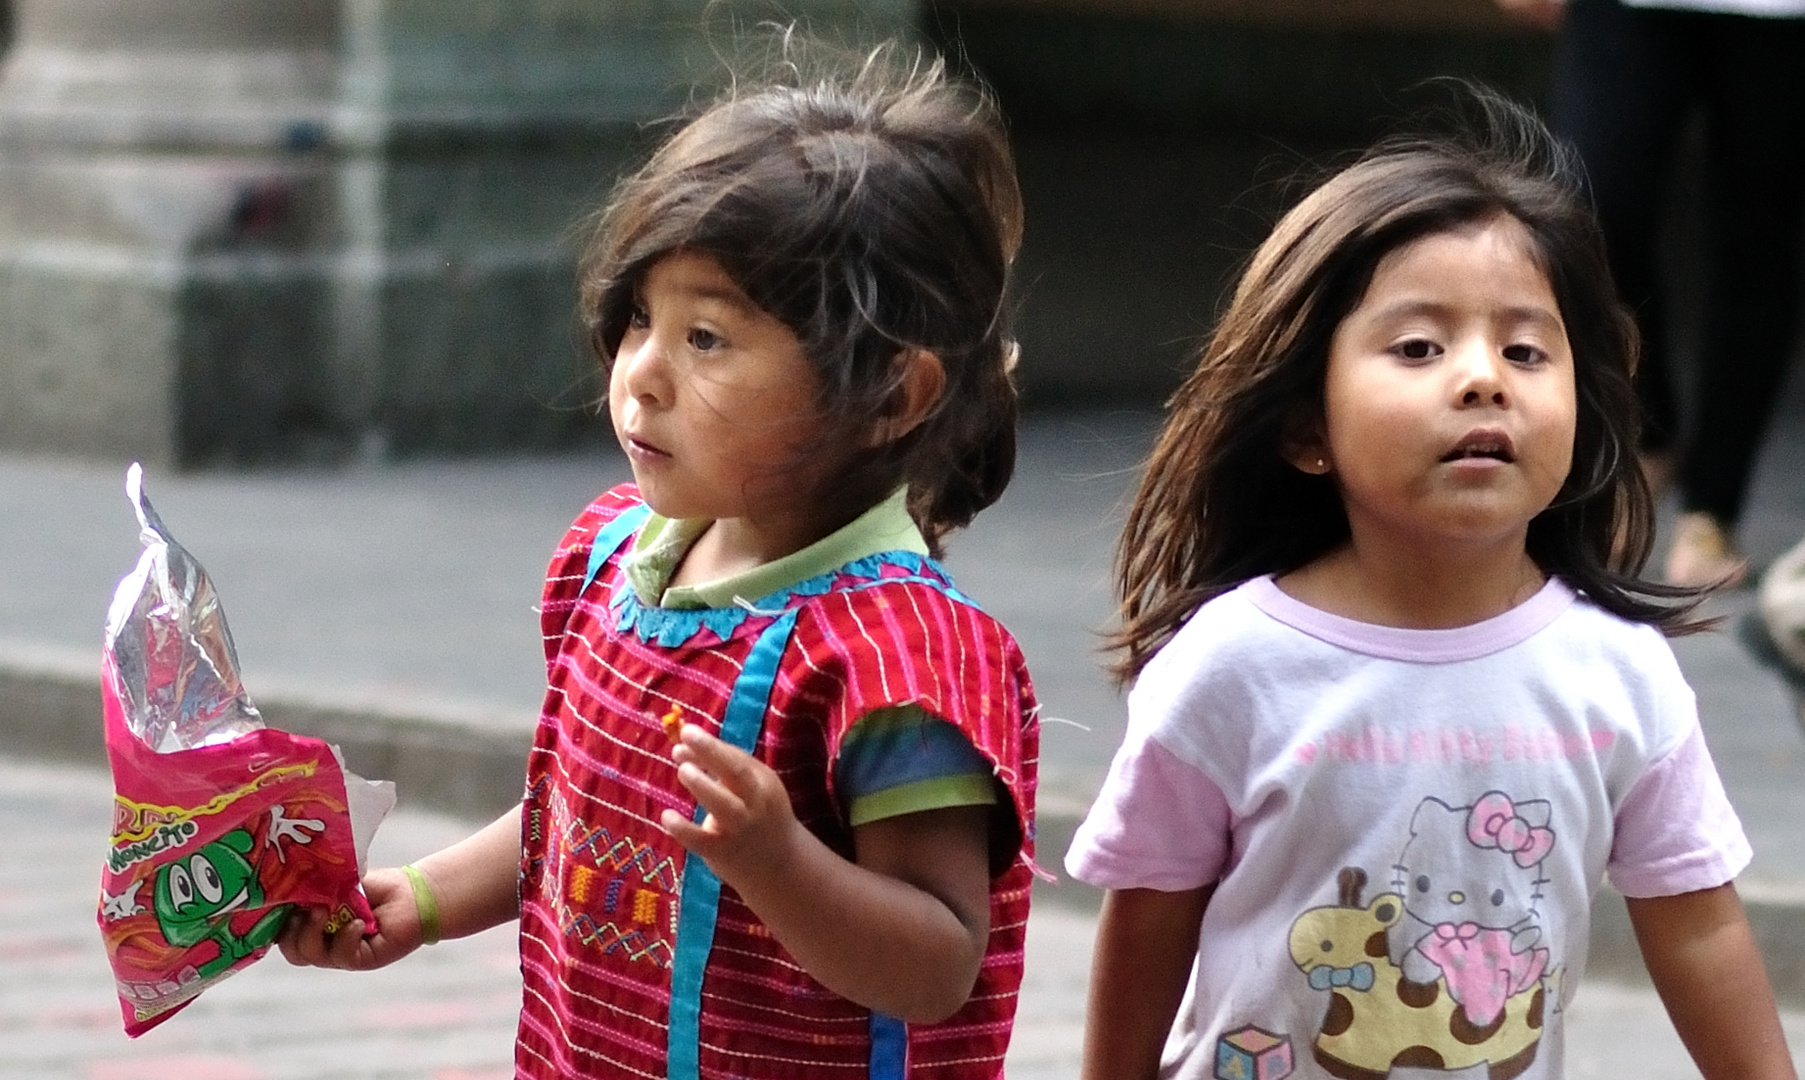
[1665,510,1749,589]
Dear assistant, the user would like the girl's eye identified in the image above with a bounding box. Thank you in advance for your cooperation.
[1503,344,1544,365]
[687,328,721,352]
[626,304,650,330]
[1394,339,1440,362]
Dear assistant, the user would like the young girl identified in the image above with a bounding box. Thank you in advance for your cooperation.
[1066,95,1796,1080]
[280,39,1041,1080]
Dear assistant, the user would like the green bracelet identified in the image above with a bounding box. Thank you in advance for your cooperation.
[401,864,442,946]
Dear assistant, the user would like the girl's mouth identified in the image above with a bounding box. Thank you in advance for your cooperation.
[1440,433,1515,463]
[624,434,670,461]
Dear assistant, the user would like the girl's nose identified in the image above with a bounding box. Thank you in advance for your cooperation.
[616,334,671,404]
[1453,341,1508,408]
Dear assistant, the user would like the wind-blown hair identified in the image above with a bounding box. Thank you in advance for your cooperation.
[579,34,1023,556]
[1109,88,1706,683]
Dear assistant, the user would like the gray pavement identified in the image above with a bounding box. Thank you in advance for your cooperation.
[4,402,1805,1076]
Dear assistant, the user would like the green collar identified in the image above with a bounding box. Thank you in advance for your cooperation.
[621,488,929,610]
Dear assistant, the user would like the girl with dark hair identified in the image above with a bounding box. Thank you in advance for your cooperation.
[280,36,1040,1080]
[1067,93,1793,1079]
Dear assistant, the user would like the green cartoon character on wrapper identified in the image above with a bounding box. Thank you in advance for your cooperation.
[153,806,323,977]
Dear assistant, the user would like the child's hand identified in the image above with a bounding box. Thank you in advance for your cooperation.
[276,867,423,971]
[661,723,995,1021]
[661,724,807,884]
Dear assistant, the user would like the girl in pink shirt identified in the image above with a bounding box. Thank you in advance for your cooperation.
[1068,91,1794,1080]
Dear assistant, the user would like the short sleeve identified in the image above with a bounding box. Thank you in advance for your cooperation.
[836,707,996,826]
[1607,724,1752,897]
[797,577,1039,873]
[1065,733,1232,892]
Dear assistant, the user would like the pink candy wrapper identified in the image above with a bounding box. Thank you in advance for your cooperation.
[98,463,395,1036]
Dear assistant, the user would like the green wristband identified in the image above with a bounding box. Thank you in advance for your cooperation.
[401,864,442,946]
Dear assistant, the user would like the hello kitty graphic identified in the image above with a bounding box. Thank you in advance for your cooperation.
[1389,791,1555,1030]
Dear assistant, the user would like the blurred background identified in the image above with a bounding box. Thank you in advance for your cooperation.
[0,0,1584,468]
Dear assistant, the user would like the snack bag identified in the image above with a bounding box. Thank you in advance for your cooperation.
[98,463,396,1036]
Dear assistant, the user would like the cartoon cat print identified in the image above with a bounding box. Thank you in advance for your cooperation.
[1390,792,1554,1030]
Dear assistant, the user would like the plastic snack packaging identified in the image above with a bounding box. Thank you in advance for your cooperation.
[97,463,396,1036]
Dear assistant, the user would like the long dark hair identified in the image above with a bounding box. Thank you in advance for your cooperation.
[579,33,1024,556]
[1110,89,1706,682]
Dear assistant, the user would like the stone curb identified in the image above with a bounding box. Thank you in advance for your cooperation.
[10,653,1804,1008]
[1,652,531,822]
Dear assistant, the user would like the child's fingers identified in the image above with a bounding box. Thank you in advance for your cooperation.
[321,920,372,969]
[664,726,799,874]
[660,804,751,863]
[275,905,378,970]
[276,905,335,967]
[661,806,706,845]
[673,760,749,828]
[672,725,761,794]
[662,761,750,854]
[682,730,792,821]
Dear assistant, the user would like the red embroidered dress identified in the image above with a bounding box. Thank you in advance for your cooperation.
[518,485,1040,1080]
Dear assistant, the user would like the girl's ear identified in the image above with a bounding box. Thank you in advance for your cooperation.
[865,349,946,448]
[1280,408,1333,475]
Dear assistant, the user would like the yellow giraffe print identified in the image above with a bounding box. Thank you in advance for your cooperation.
[1287,868,1544,1080]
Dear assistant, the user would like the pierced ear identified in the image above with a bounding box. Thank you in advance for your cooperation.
[865,349,946,448]
[1280,409,1332,476]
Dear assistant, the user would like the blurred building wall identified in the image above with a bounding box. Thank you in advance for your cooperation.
[0,0,912,467]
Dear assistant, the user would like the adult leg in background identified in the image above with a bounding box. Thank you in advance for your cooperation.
[1678,14,1805,539]
[1550,0,1692,466]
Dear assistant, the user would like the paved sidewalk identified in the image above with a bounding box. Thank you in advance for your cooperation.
[3,402,1805,1076]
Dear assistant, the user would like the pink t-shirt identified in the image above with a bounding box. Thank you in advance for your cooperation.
[1067,575,1748,1080]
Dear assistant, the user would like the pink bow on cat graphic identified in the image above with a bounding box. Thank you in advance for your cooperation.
[1467,792,1554,868]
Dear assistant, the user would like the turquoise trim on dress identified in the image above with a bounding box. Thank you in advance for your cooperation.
[666,609,799,1080]
[583,502,653,595]
[609,551,979,647]
[869,1012,907,1079]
